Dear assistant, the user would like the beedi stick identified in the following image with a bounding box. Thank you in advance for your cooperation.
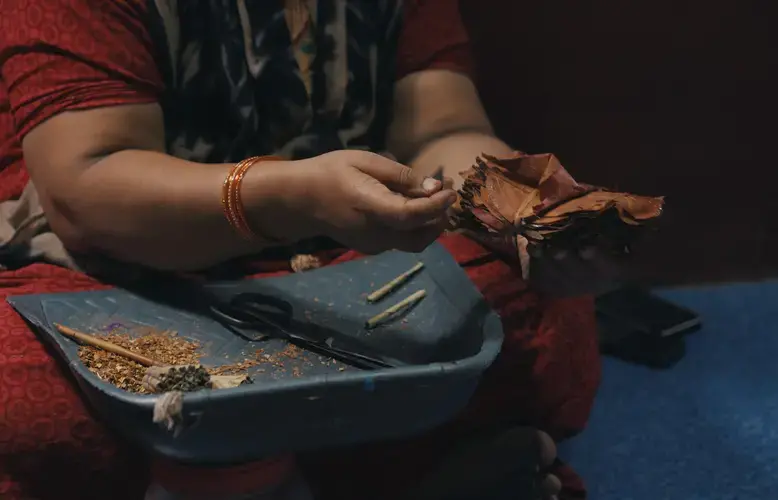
[55,323,163,367]
[366,289,427,329]
[367,262,425,303]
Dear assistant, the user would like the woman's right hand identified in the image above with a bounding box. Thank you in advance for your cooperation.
[274,150,457,254]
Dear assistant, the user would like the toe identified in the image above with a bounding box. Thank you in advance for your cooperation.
[536,430,557,468]
[540,473,562,498]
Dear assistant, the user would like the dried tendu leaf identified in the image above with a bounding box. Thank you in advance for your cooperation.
[452,152,664,267]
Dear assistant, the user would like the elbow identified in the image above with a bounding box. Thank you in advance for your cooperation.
[39,188,95,255]
[27,147,117,256]
[42,192,213,273]
[39,187,136,267]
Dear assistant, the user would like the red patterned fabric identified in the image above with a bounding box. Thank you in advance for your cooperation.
[0,234,599,499]
[0,264,149,500]
[0,0,163,201]
[0,1,599,498]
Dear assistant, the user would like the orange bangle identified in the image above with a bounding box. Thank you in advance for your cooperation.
[221,155,283,240]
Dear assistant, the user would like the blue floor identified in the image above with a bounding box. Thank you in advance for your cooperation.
[563,281,778,499]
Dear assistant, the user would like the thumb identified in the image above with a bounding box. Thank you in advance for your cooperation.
[354,152,444,197]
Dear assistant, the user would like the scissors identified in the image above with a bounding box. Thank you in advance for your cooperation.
[208,292,395,370]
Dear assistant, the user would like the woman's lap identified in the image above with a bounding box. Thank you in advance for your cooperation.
[304,235,599,499]
[0,234,600,499]
[0,264,148,499]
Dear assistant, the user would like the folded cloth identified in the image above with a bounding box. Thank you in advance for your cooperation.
[0,183,77,270]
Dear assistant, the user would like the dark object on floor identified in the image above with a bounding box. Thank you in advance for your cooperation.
[566,281,778,499]
[596,287,700,368]
[598,313,687,369]
[596,286,701,338]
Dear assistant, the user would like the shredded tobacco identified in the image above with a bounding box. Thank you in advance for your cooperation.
[78,331,202,394]
[79,332,311,393]
[208,344,305,375]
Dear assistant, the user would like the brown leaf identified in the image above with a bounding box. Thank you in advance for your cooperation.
[453,152,664,254]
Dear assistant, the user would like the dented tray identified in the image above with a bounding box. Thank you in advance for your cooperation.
[7,243,503,464]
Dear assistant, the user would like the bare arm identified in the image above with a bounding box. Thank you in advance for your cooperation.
[386,70,513,189]
[23,104,303,271]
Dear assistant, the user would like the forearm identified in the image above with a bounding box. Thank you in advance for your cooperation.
[386,70,513,189]
[45,151,297,271]
[408,132,514,190]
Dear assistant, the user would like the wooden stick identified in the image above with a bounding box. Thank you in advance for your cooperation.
[367,262,425,303]
[54,323,163,367]
[365,289,427,329]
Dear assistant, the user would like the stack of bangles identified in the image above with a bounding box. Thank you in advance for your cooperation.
[221,155,283,240]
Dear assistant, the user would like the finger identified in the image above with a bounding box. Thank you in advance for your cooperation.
[364,187,458,230]
[465,230,516,257]
[541,252,619,297]
[550,253,599,286]
[353,151,444,196]
[419,213,453,230]
[389,224,447,253]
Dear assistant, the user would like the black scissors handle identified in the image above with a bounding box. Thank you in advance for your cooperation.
[211,292,293,329]
[210,293,395,370]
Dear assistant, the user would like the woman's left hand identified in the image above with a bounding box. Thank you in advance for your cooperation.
[462,230,624,297]
[528,244,623,298]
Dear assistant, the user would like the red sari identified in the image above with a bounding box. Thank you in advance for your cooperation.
[0,0,600,498]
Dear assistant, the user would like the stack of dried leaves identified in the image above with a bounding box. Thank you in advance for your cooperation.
[78,331,202,393]
[453,152,664,276]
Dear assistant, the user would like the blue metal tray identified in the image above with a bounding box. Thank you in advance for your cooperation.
[7,243,503,464]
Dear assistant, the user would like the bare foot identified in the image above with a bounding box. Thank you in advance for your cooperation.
[407,427,561,500]
[536,430,562,499]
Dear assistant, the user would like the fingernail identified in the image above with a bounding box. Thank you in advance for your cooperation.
[446,192,458,206]
[422,177,441,193]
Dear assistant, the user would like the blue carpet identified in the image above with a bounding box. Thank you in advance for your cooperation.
[563,281,778,499]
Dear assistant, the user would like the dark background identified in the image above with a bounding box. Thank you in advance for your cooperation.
[461,0,775,284]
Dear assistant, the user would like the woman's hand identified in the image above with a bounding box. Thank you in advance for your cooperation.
[277,150,457,254]
[464,231,623,298]
[527,243,623,298]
